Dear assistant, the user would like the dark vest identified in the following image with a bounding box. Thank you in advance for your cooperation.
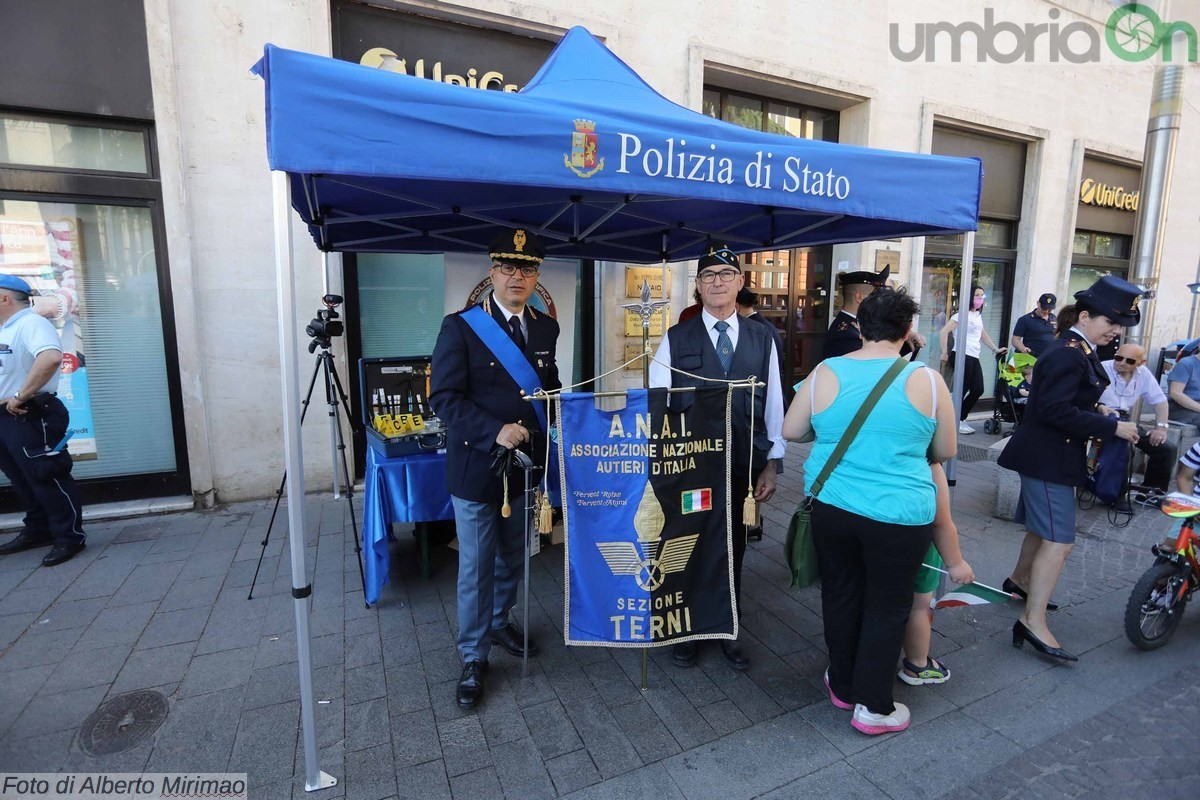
[666,314,773,477]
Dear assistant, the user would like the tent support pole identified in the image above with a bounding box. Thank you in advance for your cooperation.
[945,231,976,490]
[273,171,337,793]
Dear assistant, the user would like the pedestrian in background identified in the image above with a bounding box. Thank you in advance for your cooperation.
[938,286,1006,435]
[0,274,86,567]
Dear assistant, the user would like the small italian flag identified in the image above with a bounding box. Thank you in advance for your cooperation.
[681,489,712,514]
[934,582,1015,609]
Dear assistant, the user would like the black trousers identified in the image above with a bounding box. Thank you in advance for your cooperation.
[1133,431,1175,493]
[812,499,931,714]
[961,355,985,419]
[0,396,84,547]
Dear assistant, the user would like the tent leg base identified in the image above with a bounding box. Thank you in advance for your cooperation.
[304,772,338,792]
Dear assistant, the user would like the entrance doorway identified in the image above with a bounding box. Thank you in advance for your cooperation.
[743,245,833,391]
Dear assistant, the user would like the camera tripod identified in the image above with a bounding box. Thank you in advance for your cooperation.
[249,331,368,606]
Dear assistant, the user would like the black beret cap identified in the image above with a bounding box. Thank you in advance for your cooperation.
[1038,293,1057,309]
[698,243,740,271]
[488,228,545,266]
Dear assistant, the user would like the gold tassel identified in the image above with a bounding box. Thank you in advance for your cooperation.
[501,472,511,518]
[742,494,757,527]
[537,491,554,534]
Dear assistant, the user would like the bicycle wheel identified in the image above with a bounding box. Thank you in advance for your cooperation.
[1124,562,1190,650]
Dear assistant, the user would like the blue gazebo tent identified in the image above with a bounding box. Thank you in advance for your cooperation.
[253,27,984,791]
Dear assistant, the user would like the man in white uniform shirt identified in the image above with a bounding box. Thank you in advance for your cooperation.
[650,244,785,671]
[0,274,85,566]
[1099,343,1174,503]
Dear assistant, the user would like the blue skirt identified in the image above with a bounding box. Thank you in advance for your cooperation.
[1014,475,1076,544]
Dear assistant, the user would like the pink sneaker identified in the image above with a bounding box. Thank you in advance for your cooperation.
[824,669,853,710]
[851,702,910,735]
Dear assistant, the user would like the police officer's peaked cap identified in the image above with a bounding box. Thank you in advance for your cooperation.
[1038,292,1057,309]
[698,243,740,271]
[837,265,890,288]
[488,228,545,266]
[1073,275,1142,326]
[0,274,32,294]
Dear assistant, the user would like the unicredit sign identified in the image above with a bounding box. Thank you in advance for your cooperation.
[1079,177,1139,212]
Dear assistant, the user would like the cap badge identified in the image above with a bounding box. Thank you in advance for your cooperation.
[514,230,526,252]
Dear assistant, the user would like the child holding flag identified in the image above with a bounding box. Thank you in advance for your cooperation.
[899,463,974,685]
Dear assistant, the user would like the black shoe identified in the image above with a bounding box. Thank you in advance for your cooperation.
[672,642,697,668]
[720,640,750,671]
[456,660,489,707]
[1011,620,1077,662]
[41,541,85,567]
[1002,578,1059,612]
[0,531,53,556]
[745,526,763,543]
[490,622,538,657]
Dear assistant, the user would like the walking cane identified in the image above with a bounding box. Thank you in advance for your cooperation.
[512,449,535,677]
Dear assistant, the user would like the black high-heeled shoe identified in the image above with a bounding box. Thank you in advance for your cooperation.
[1012,620,1078,662]
[1003,578,1059,611]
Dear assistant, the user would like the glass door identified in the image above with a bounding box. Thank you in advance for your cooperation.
[743,246,831,392]
[920,257,1012,402]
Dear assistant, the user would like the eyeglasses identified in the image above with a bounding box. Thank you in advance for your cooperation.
[493,263,539,278]
[1115,356,1140,365]
[698,269,740,284]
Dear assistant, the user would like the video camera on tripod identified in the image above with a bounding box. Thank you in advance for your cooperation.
[307,294,345,352]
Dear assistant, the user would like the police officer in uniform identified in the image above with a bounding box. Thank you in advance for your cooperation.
[824,267,891,359]
[0,275,86,566]
[824,266,925,361]
[1011,293,1058,357]
[430,229,560,708]
[650,244,786,671]
[997,276,1141,662]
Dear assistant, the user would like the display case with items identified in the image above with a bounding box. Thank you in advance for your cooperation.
[358,357,446,458]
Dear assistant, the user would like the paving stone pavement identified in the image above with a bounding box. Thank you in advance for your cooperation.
[1,421,1199,799]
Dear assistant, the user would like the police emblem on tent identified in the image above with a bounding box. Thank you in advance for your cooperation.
[564,118,604,178]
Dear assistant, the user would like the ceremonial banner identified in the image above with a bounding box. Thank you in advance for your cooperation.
[558,387,735,647]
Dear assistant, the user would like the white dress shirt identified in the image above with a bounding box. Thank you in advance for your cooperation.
[1099,361,1166,412]
[650,309,786,460]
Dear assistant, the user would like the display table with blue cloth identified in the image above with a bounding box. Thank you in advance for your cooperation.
[363,446,454,604]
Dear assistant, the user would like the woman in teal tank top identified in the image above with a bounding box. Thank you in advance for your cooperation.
[783,287,957,735]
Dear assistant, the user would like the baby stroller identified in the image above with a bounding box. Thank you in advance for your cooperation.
[982,352,1035,436]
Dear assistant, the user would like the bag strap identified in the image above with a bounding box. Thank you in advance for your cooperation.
[810,357,908,499]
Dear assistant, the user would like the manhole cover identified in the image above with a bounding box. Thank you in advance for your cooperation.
[956,443,991,463]
[78,690,169,756]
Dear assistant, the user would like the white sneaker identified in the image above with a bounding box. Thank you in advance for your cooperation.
[958,422,975,435]
[851,702,911,735]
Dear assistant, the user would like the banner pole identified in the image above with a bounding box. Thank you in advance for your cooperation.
[641,297,651,692]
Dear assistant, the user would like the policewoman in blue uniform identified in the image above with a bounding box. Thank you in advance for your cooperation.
[823,267,891,360]
[0,274,86,567]
[430,229,560,708]
[997,276,1141,661]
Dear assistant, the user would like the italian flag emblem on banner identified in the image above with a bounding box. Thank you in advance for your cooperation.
[681,489,711,514]
[934,582,1014,610]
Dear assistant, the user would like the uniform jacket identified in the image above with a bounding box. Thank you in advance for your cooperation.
[429,298,560,503]
[666,313,773,478]
[824,310,861,359]
[997,330,1119,486]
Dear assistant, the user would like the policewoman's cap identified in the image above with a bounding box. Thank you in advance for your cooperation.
[1038,292,1057,309]
[488,228,545,266]
[698,243,740,272]
[1073,275,1142,326]
[0,274,32,294]
[837,265,890,288]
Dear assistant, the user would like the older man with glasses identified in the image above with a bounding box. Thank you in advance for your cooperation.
[650,243,786,671]
[1099,344,1174,506]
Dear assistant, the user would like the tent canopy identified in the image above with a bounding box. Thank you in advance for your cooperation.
[253,27,982,262]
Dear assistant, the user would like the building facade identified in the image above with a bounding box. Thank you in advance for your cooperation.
[1,0,1198,504]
